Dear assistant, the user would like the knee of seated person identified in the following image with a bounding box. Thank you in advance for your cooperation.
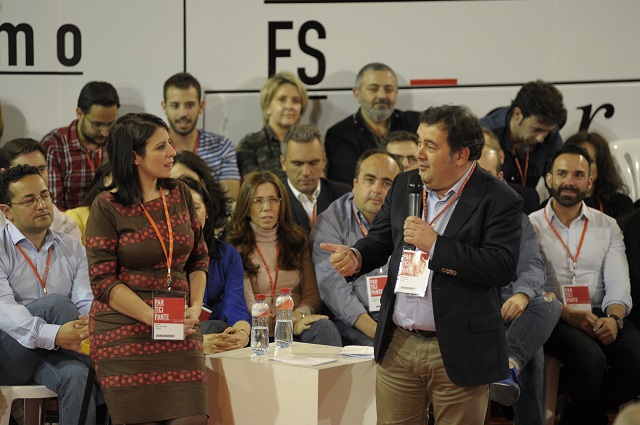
[312,319,342,344]
[26,293,80,323]
[532,295,562,318]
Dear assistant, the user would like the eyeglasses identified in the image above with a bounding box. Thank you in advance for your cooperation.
[86,116,116,131]
[392,154,418,165]
[251,197,281,208]
[5,191,52,208]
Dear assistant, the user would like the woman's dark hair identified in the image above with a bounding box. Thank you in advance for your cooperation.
[178,176,221,258]
[105,113,175,206]
[226,172,308,276]
[173,151,219,187]
[81,162,111,208]
[564,131,628,203]
[173,151,230,229]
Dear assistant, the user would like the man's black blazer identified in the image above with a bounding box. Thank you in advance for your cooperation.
[285,177,352,234]
[352,166,522,387]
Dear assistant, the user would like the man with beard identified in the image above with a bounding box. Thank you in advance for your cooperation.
[311,149,402,346]
[0,165,98,424]
[481,80,566,191]
[162,72,240,200]
[529,144,640,425]
[325,62,420,185]
[41,82,119,210]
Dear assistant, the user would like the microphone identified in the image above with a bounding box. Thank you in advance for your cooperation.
[404,174,423,250]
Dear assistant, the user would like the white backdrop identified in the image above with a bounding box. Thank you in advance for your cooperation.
[1,0,639,146]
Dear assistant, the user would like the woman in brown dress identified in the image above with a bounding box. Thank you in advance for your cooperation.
[85,113,209,424]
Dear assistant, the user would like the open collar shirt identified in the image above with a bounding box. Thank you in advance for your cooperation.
[0,223,92,349]
[287,179,321,221]
[393,163,475,331]
[41,119,106,210]
[529,201,632,313]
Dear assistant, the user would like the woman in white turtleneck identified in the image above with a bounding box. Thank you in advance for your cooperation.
[226,172,342,346]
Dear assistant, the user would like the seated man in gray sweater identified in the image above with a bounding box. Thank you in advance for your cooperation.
[311,149,401,345]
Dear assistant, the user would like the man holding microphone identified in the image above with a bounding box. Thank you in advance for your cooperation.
[321,105,523,424]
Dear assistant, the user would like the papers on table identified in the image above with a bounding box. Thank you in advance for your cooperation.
[338,345,374,359]
[270,354,337,367]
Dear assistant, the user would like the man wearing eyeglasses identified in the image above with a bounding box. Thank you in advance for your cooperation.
[0,138,81,240]
[0,164,98,425]
[41,81,120,210]
[383,130,419,172]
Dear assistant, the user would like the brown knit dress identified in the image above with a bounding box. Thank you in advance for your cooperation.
[85,182,209,424]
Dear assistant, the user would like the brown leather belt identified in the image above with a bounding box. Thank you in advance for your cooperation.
[405,327,437,339]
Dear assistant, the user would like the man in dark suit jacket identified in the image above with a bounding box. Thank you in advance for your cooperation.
[280,124,351,233]
[325,62,420,185]
[321,105,523,424]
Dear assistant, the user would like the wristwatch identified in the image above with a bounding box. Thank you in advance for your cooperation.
[607,314,624,330]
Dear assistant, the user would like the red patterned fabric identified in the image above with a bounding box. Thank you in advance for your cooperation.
[86,182,209,423]
[41,120,104,210]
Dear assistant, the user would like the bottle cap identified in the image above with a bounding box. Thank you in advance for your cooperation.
[255,294,266,301]
[280,287,290,294]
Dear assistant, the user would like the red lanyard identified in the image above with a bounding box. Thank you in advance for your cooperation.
[85,147,103,175]
[543,206,589,284]
[509,142,530,187]
[16,245,53,295]
[139,189,174,288]
[599,201,604,213]
[255,243,280,305]
[352,202,369,237]
[310,203,317,226]
[193,132,200,155]
[422,161,476,226]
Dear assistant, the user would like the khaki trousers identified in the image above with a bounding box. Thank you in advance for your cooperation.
[376,326,489,425]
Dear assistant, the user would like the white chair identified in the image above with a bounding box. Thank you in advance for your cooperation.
[0,385,57,425]
[609,138,640,202]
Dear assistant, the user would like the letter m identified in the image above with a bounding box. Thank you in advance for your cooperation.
[0,23,34,66]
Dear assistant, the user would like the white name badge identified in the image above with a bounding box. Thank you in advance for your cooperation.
[152,290,186,340]
[561,284,592,312]
[366,275,387,312]
[394,249,430,296]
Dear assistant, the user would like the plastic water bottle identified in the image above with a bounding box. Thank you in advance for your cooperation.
[274,287,294,349]
[251,294,269,356]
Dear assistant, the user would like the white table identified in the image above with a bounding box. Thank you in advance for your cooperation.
[206,342,377,425]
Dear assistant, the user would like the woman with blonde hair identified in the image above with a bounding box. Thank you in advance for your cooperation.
[227,172,341,346]
[236,72,308,182]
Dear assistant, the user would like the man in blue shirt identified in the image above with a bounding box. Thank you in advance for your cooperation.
[0,165,96,425]
[311,149,402,346]
[162,72,241,200]
[481,80,566,191]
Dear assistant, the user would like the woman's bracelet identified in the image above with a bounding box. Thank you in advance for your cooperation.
[238,328,250,345]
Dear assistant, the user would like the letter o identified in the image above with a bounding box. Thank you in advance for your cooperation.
[57,24,81,66]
